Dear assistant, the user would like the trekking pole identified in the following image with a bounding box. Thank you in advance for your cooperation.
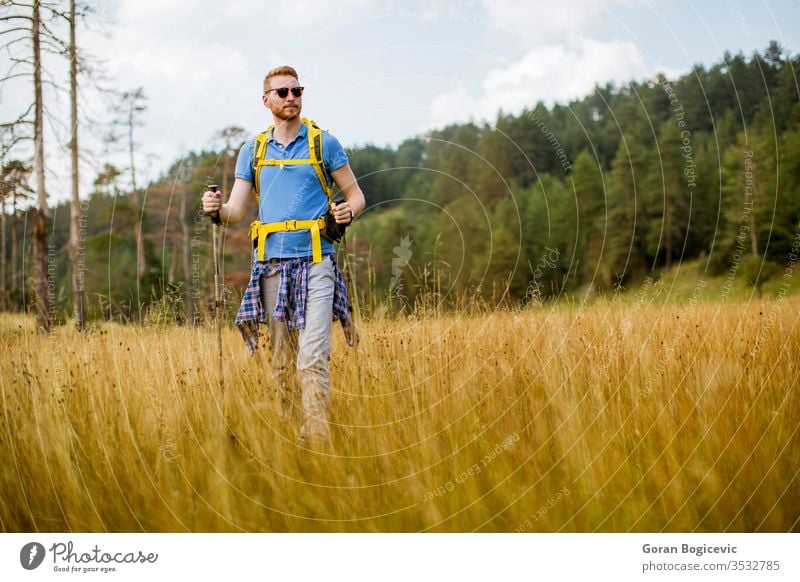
[208,184,225,421]
[340,235,362,390]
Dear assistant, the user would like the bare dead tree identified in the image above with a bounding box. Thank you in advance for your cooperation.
[31,0,52,333]
[102,87,149,318]
[11,184,24,294]
[0,165,5,309]
[6,162,33,296]
[67,0,85,330]
[179,182,193,324]
[119,89,147,301]
[1,159,33,306]
[1,0,78,328]
[217,126,245,197]
[171,156,197,324]
[213,126,244,285]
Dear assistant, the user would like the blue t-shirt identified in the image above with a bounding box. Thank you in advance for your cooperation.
[235,122,349,259]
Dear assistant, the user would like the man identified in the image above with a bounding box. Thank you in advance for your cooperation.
[201,65,365,447]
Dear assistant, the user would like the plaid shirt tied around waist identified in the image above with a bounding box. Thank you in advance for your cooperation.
[235,254,353,355]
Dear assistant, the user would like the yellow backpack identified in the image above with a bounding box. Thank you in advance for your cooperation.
[248,118,333,263]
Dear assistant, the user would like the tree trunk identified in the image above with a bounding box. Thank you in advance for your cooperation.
[180,186,193,324]
[129,106,144,315]
[749,206,759,258]
[11,193,18,294]
[1,195,6,310]
[32,0,51,334]
[216,128,243,290]
[665,191,673,268]
[168,233,178,284]
[748,147,760,258]
[68,0,84,330]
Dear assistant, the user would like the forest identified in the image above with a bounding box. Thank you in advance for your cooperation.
[2,39,799,325]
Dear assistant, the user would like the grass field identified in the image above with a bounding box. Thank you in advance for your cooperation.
[1,294,798,532]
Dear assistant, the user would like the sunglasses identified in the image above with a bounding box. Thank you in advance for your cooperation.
[265,86,304,98]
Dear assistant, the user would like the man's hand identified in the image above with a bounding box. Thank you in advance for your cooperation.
[331,200,354,224]
[202,187,222,217]
[331,201,355,224]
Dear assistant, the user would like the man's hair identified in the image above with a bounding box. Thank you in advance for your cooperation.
[263,65,299,94]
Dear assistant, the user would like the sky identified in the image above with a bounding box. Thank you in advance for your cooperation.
[3,0,800,200]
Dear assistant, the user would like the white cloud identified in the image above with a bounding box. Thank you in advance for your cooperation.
[424,0,656,130]
[80,0,371,187]
[481,0,632,41]
[426,37,653,129]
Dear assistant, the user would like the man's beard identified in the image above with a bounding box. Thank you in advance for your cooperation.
[273,104,300,121]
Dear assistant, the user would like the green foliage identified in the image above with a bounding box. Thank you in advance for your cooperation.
[350,42,800,303]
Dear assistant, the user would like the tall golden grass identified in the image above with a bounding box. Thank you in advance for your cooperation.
[1,296,798,532]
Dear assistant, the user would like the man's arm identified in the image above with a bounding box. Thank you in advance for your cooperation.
[201,178,254,224]
[330,164,366,224]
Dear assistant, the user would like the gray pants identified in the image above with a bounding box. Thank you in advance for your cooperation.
[259,258,335,440]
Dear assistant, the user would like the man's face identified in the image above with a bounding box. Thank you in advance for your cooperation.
[263,74,302,121]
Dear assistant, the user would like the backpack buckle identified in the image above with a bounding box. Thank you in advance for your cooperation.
[285,219,298,231]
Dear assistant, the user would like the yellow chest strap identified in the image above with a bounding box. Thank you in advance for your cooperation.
[252,117,333,205]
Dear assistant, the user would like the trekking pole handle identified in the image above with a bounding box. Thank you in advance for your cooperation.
[207,184,222,225]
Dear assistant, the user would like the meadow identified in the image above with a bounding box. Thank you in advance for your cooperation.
[1,294,798,532]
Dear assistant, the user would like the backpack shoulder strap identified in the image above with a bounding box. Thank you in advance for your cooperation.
[251,120,332,207]
[303,118,333,203]
[252,125,272,203]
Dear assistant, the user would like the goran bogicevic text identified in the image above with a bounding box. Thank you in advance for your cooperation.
[643,543,738,557]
